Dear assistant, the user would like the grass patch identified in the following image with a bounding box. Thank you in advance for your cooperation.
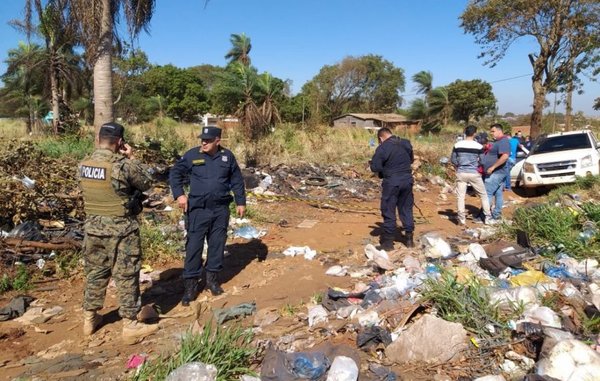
[0,264,32,294]
[140,219,182,264]
[36,134,94,160]
[420,271,516,339]
[511,203,599,258]
[134,322,257,381]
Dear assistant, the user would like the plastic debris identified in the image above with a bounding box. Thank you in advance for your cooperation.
[308,305,329,327]
[234,225,267,239]
[283,246,317,260]
[166,362,217,381]
[127,354,147,369]
[213,302,256,325]
[536,339,600,380]
[326,356,358,381]
[420,232,452,259]
[325,265,348,277]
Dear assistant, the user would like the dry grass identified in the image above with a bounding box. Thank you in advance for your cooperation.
[0,118,456,167]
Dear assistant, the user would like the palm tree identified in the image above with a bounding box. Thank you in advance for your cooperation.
[225,33,252,66]
[256,72,283,127]
[2,42,47,133]
[70,0,155,135]
[428,87,451,127]
[412,71,433,96]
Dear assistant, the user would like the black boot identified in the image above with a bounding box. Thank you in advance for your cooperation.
[206,272,224,296]
[181,278,199,306]
[405,232,415,248]
[377,234,394,251]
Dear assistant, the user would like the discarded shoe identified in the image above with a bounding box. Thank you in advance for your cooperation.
[122,318,158,345]
[83,310,102,336]
[206,272,224,296]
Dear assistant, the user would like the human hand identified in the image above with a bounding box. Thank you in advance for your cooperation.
[119,142,134,159]
[177,195,188,212]
[236,205,246,218]
[486,167,494,175]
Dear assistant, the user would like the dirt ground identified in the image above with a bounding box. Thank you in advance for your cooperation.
[0,185,532,380]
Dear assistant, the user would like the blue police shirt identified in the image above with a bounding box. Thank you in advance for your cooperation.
[169,146,246,210]
[370,136,414,183]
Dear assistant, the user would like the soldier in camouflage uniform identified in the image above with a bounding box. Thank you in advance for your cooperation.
[79,122,158,344]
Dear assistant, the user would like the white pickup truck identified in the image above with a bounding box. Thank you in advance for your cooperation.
[511,130,600,190]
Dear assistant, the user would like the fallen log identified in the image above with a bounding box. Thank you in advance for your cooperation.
[2,237,81,250]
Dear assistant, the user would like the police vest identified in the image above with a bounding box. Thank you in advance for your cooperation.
[79,157,128,217]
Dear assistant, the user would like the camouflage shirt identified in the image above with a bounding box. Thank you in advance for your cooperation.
[80,148,153,237]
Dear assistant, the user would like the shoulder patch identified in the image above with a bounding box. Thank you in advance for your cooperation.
[192,159,205,165]
[221,156,228,162]
[80,165,107,180]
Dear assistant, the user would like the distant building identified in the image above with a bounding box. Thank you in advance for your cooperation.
[511,125,530,136]
[332,113,421,134]
[201,113,239,129]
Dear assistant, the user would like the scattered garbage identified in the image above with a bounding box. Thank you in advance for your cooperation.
[127,354,147,369]
[0,296,35,321]
[213,302,257,325]
[166,362,217,381]
[283,246,317,260]
[420,232,452,259]
[234,225,267,239]
[308,305,329,327]
[536,339,600,380]
[326,356,358,381]
[325,265,348,277]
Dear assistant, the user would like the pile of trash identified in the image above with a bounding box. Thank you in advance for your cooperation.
[217,223,600,380]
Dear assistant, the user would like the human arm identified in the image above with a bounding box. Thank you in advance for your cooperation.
[229,154,246,211]
[169,153,191,211]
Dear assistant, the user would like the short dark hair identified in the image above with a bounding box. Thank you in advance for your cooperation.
[465,125,477,137]
[490,123,503,132]
[377,127,392,138]
[98,135,121,146]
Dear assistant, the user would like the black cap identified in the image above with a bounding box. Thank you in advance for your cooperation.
[198,126,222,140]
[99,122,125,138]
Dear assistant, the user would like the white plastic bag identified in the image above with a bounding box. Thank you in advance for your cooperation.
[166,362,217,381]
[326,356,358,381]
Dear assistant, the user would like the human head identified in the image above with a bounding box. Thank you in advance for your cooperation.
[489,123,504,140]
[98,122,125,150]
[464,125,477,137]
[198,126,222,154]
[377,127,392,143]
[516,130,522,138]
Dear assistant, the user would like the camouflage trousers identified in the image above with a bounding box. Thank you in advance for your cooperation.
[83,229,141,319]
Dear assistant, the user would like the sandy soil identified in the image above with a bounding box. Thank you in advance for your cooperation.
[0,185,531,380]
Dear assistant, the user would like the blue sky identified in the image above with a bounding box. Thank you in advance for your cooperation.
[1,0,598,116]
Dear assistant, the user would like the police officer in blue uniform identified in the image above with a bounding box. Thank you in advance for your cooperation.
[369,127,415,250]
[169,126,246,305]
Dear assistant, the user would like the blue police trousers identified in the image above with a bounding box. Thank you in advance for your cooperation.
[380,179,415,236]
[183,205,230,279]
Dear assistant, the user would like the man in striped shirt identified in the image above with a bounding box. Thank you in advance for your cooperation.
[451,125,492,225]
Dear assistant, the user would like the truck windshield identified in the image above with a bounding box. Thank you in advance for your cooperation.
[531,133,591,154]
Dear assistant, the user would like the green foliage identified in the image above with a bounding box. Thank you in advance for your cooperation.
[301,55,405,124]
[421,162,447,179]
[0,265,32,294]
[420,272,512,338]
[446,79,497,123]
[140,219,182,264]
[134,323,256,381]
[36,135,94,159]
[55,250,82,278]
[511,204,600,258]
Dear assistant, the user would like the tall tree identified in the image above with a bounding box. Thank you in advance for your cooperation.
[446,79,497,123]
[302,55,405,125]
[70,0,155,135]
[1,42,47,133]
[224,33,252,66]
[412,70,433,96]
[460,0,599,137]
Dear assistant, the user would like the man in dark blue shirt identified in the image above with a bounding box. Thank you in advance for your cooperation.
[369,127,415,249]
[169,126,246,305]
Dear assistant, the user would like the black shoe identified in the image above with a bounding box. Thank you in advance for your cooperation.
[181,278,199,306]
[206,272,224,296]
[377,234,394,251]
[405,232,415,248]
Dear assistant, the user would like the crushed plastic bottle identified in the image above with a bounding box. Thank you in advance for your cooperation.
[165,362,217,381]
[579,221,598,243]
